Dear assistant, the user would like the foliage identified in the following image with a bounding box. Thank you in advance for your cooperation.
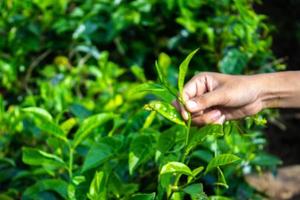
[0,0,283,199]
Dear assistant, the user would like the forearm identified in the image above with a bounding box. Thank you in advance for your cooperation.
[253,71,300,109]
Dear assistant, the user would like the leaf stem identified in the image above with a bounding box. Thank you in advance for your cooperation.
[68,146,74,180]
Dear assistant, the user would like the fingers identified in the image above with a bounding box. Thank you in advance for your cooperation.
[191,109,222,125]
[185,90,228,113]
[182,75,206,102]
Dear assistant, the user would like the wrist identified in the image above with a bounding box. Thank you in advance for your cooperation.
[252,71,300,109]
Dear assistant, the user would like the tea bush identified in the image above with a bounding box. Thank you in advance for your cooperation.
[0,0,283,199]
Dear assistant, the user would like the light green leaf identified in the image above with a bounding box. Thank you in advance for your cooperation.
[215,167,228,189]
[129,135,155,175]
[188,166,204,183]
[129,193,156,200]
[72,113,115,148]
[87,171,107,200]
[144,101,185,126]
[131,65,146,82]
[160,161,192,176]
[129,82,175,103]
[178,48,199,98]
[23,107,66,142]
[22,107,53,121]
[22,147,66,168]
[209,196,232,200]
[60,117,77,136]
[155,61,178,97]
[82,136,123,172]
[205,154,240,173]
[23,179,68,199]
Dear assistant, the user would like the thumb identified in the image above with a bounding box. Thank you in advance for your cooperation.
[185,89,228,112]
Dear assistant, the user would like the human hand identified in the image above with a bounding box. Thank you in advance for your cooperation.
[175,72,265,125]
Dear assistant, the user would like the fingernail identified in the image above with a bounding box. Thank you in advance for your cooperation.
[182,111,189,120]
[214,115,225,125]
[186,100,198,110]
[211,110,221,120]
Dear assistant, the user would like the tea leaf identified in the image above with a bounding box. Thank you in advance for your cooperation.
[73,113,115,148]
[129,82,175,103]
[129,193,156,200]
[178,48,199,98]
[82,136,123,172]
[22,147,66,168]
[23,179,68,199]
[186,125,223,154]
[188,166,204,183]
[87,171,107,200]
[205,154,240,173]
[208,196,231,200]
[23,107,53,121]
[144,101,185,126]
[251,153,282,166]
[183,184,207,200]
[215,167,228,189]
[160,161,192,176]
[129,135,155,175]
[23,107,67,142]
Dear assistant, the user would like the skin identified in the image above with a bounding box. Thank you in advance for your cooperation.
[176,71,300,126]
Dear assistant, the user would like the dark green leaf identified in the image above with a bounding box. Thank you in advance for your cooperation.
[129,193,156,200]
[22,147,66,168]
[129,135,155,175]
[23,179,68,199]
[82,136,123,172]
[183,184,207,200]
[218,48,248,75]
[73,113,115,148]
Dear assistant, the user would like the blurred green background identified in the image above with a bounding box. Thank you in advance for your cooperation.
[0,0,299,199]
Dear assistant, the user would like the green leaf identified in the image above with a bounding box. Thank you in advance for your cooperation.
[144,101,185,126]
[82,136,123,172]
[23,179,68,199]
[22,107,53,121]
[22,147,66,168]
[186,125,223,154]
[183,184,207,200]
[251,153,282,166]
[178,48,199,97]
[218,48,248,75]
[205,154,240,173]
[60,117,77,136]
[215,167,228,189]
[129,193,156,200]
[72,113,115,148]
[188,166,204,183]
[157,125,186,153]
[131,65,146,82]
[87,171,107,200]
[155,61,178,97]
[23,107,67,142]
[209,196,231,200]
[129,82,175,103]
[129,135,155,175]
[160,161,192,176]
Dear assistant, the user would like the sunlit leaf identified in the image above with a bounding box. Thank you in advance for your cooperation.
[129,193,156,200]
[178,48,199,98]
[87,171,107,200]
[144,101,185,126]
[205,154,240,173]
